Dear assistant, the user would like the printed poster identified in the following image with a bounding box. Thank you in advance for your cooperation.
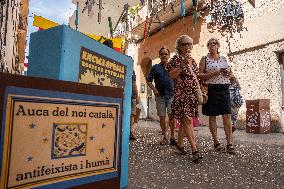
[0,93,121,189]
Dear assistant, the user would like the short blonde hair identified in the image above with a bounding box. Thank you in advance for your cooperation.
[175,35,193,54]
[207,37,220,47]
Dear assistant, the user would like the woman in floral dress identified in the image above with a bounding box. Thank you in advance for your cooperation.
[166,35,202,162]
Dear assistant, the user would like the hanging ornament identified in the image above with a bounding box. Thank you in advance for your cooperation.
[75,1,79,30]
[147,1,164,36]
[144,16,149,39]
[108,17,114,38]
[82,0,96,16]
[162,0,167,11]
[98,0,102,23]
[123,3,130,36]
[169,2,175,13]
[208,0,245,33]
[192,0,199,24]
[130,4,139,18]
[193,11,198,24]
[112,3,130,38]
[234,1,244,20]
[180,0,185,17]
[224,1,233,17]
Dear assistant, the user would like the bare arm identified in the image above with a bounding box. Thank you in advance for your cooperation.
[168,66,183,80]
[146,81,159,96]
[168,57,193,79]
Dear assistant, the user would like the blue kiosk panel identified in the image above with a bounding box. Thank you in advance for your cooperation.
[28,25,132,189]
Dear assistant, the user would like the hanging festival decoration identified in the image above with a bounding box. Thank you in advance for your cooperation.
[144,15,149,39]
[112,3,130,38]
[129,4,139,18]
[81,0,103,23]
[147,0,164,36]
[192,0,198,24]
[124,4,130,36]
[32,15,123,52]
[207,0,245,34]
[180,0,185,17]
[169,2,175,13]
[82,0,96,16]
[98,0,102,23]
[162,0,167,11]
[108,17,114,38]
[127,0,177,39]
[75,1,79,30]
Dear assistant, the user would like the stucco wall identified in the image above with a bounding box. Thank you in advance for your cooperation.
[229,42,284,132]
[69,0,140,36]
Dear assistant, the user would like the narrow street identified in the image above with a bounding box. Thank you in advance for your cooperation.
[128,120,284,189]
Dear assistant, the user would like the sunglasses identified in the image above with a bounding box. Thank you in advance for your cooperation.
[181,42,192,46]
[160,53,169,56]
[208,42,218,45]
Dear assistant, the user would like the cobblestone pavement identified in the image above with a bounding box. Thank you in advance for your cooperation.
[128,120,284,189]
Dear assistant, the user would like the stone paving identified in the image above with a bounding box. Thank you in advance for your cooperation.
[128,120,284,189]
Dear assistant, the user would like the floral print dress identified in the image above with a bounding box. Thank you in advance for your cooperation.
[166,55,199,119]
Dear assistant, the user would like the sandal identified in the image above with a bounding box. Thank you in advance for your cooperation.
[192,151,203,163]
[176,146,187,155]
[227,144,236,155]
[170,138,177,146]
[160,138,168,145]
[214,143,224,152]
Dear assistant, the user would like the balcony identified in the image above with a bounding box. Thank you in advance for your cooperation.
[130,0,203,39]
